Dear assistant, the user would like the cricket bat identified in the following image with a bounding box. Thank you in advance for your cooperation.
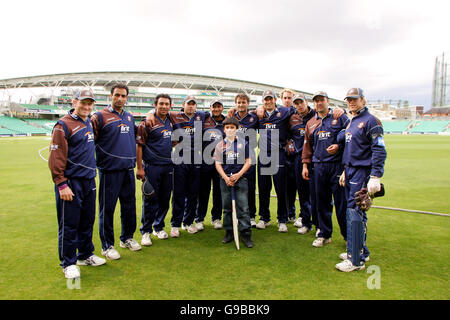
[230,186,240,250]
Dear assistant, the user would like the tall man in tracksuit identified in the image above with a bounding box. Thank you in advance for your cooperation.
[256,90,295,233]
[231,93,259,227]
[91,84,141,260]
[335,88,387,272]
[136,94,174,245]
[195,99,225,231]
[49,89,106,279]
[286,93,316,235]
[302,91,349,247]
[280,88,298,222]
[169,95,207,235]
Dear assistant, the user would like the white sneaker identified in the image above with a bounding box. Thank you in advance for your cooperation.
[297,226,311,235]
[153,230,169,239]
[293,217,303,228]
[315,228,321,237]
[256,220,270,229]
[335,259,365,272]
[196,222,205,231]
[184,224,198,234]
[170,227,180,238]
[312,237,331,247]
[77,254,106,266]
[278,223,288,233]
[120,238,142,251]
[141,233,152,246]
[63,265,80,279]
[287,217,296,223]
[212,220,223,229]
[250,218,256,228]
[101,246,121,260]
[339,252,370,262]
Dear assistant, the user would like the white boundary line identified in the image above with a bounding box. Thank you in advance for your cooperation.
[39,146,49,162]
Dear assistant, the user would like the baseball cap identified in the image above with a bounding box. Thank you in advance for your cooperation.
[210,99,224,107]
[262,90,276,100]
[74,89,96,101]
[222,116,240,128]
[184,95,197,104]
[345,88,365,100]
[292,93,306,102]
[312,91,328,100]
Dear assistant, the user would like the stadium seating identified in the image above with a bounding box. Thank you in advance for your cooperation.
[381,121,411,133]
[24,118,56,133]
[409,121,449,133]
[0,116,48,134]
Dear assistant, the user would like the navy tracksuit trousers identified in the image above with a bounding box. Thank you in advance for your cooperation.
[171,163,201,227]
[313,162,347,240]
[56,178,96,268]
[196,164,222,223]
[293,154,313,229]
[140,163,173,234]
[257,151,288,224]
[345,166,370,263]
[244,164,257,219]
[286,155,297,219]
[98,169,137,250]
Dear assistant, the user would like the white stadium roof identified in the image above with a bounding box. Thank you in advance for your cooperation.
[0,71,345,106]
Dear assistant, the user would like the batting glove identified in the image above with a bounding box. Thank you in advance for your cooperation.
[367,176,381,196]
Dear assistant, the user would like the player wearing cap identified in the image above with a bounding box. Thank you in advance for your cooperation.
[302,91,349,247]
[136,94,174,245]
[286,93,317,235]
[229,93,259,227]
[91,84,141,260]
[335,88,387,272]
[168,95,208,236]
[214,117,254,248]
[280,89,298,223]
[195,99,225,231]
[49,89,106,279]
[256,90,295,232]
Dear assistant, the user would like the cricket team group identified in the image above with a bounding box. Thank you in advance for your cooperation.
[48,83,387,280]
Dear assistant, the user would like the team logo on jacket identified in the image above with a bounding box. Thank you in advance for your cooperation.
[358,122,365,129]
[209,131,222,140]
[331,120,338,125]
[297,128,305,136]
[85,131,95,142]
[184,126,195,134]
[161,129,172,139]
[345,132,352,143]
[226,151,240,160]
[128,116,131,122]
[196,116,201,121]
[237,126,247,133]
[118,124,130,133]
[50,144,58,151]
[277,113,281,118]
[249,118,254,122]
[317,130,331,140]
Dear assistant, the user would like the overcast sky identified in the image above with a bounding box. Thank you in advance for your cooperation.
[1,0,449,108]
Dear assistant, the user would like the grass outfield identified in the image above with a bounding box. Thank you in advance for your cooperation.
[0,135,449,300]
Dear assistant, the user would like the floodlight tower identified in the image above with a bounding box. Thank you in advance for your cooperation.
[432,52,449,107]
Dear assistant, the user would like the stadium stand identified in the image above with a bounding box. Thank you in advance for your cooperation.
[409,120,449,134]
[381,121,411,133]
[0,116,48,135]
[23,118,56,133]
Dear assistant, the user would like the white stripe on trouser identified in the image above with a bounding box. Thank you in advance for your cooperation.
[61,198,65,265]
[102,172,107,248]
